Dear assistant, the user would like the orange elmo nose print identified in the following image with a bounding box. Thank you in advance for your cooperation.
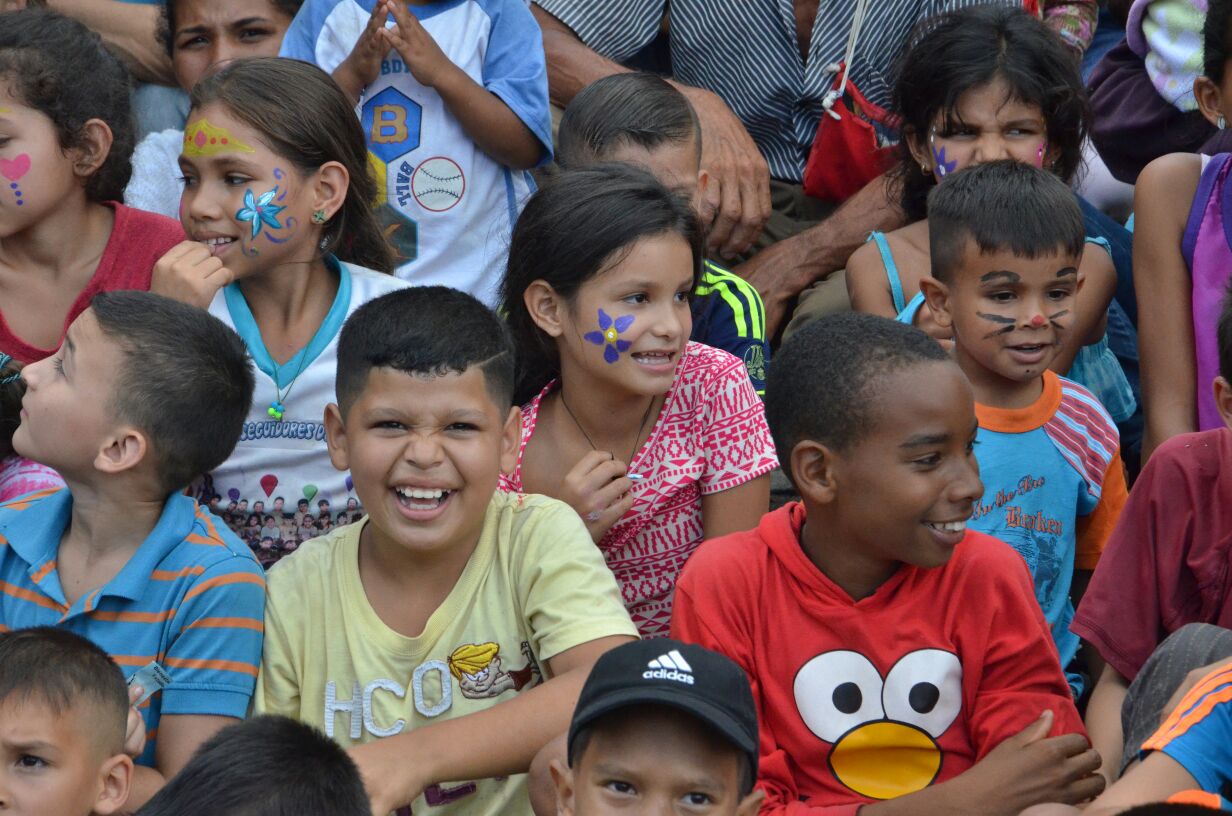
[794,649,963,800]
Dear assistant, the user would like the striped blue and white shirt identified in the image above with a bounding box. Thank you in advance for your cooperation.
[534,0,1018,182]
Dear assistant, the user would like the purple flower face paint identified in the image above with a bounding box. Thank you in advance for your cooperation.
[583,309,634,364]
[933,143,957,178]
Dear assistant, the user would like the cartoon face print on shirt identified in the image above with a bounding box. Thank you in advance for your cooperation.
[178,104,315,280]
[794,649,963,800]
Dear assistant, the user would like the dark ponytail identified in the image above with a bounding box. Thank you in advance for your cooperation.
[500,163,703,405]
[191,57,394,273]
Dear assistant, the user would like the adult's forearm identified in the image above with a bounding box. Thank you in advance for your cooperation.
[796,174,907,285]
[531,5,631,107]
[48,0,173,84]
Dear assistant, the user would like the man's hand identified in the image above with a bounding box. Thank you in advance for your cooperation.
[732,234,813,338]
[677,86,772,260]
[957,711,1105,813]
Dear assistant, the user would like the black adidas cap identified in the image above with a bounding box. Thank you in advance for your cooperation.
[568,639,758,776]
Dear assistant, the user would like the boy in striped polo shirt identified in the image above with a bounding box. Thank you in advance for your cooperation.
[0,291,264,811]
[918,162,1128,699]
[556,72,771,394]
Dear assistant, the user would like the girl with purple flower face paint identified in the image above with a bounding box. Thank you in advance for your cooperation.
[498,165,777,637]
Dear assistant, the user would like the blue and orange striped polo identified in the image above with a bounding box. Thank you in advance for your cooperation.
[0,488,265,766]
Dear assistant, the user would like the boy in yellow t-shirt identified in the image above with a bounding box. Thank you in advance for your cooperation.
[254,287,638,816]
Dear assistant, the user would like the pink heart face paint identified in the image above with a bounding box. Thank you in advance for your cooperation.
[0,153,29,207]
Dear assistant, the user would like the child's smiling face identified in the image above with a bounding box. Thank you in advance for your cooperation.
[548,233,695,398]
[177,104,327,280]
[925,239,1081,402]
[325,365,520,563]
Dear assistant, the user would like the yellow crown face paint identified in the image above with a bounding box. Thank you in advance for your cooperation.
[183,118,255,157]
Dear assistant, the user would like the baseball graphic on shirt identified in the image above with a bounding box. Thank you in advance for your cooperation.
[411,157,465,212]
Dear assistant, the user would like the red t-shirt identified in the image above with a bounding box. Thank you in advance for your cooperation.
[1073,428,1232,682]
[671,502,1086,815]
[0,203,184,363]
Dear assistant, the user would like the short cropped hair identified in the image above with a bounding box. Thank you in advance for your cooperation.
[557,73,701,169]
[765,314,950,477]
[569,708,755,798]
[928,160,1085,284]
[0,627,127,754]
[91,291,254,493]
[135,716,369,816]
[1121,805,1229,816]
[335,287,515,413]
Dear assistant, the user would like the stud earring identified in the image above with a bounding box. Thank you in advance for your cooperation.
[312,209,328,224]
[921,163,932,175]
[1219,115,1227,131]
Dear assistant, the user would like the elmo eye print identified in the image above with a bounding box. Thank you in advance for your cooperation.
[794,649,963,801]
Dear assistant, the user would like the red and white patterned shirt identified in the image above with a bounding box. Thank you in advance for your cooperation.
[500,342,778,638]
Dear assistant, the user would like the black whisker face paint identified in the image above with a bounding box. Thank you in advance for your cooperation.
[977,311,1016,340]
[1048,309,1070,331]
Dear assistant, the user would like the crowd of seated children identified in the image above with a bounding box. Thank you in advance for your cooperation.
[7,0,1232,814]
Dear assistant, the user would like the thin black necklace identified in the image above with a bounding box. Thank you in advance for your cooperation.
[559,388,656,466]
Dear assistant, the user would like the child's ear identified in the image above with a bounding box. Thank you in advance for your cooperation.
[92,754,133,816]
[737,789,766,816]
[548,758,575,816]
[324,402,350,472]
[72,119,114,183]
[94,428,148,477]
[524,280,567,338]
[1195,75,1227,129]
[904,126,932,175]
[500,405,522,475]
[1214,377,1232,430]
[919,276,953,330]
[311,161,350,225]
[790,440,838,505]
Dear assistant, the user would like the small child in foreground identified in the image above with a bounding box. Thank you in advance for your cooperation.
[919,160,1128,698]
[672,313,1102,814]
[0,627,133,816]
[0,291,265,810]
[255,286,637,816]
[135,716,369,816]
[557,73,771,395]
[550,639,763,815]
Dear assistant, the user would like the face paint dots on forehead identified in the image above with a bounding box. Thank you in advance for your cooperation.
[183,118,256,158]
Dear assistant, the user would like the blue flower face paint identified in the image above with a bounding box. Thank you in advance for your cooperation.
[236,187,286,239]
[583,309,634,364]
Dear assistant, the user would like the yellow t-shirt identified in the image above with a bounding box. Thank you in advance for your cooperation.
[255,492,638,815]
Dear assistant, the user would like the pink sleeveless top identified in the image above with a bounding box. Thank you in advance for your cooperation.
[1182,152,1232,431]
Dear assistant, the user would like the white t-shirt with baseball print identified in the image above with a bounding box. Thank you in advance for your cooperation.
[280,0,552,306]
[192,258,408,560]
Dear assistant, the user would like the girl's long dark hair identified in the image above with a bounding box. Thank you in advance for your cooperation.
[891,5,1089,221]
[500,163,703,406]
[191,58,394,273]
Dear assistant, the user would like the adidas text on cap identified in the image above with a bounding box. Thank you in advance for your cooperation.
[567,639,758,777]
